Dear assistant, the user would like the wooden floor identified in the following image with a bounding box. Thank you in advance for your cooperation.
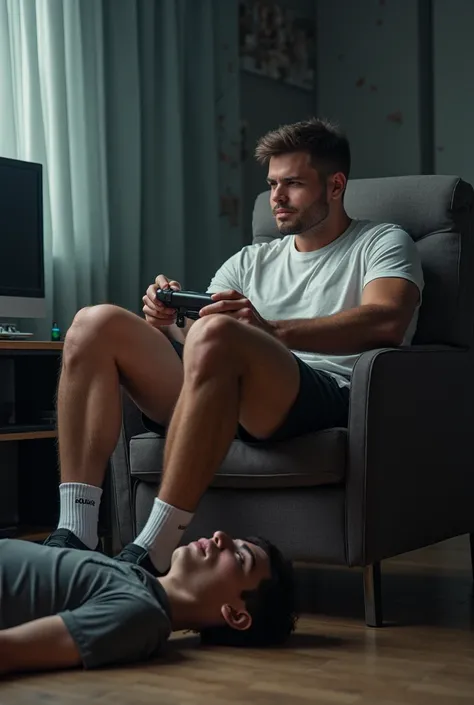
[2,536,473,705]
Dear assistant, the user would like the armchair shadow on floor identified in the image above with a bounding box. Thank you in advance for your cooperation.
[109,175,474,627]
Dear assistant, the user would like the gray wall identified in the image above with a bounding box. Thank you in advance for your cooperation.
[317,0,474,190]
[317,0,424,178]
[433,0,474,187]
[240,0,317,242]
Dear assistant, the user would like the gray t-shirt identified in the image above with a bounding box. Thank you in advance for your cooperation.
[0,540,172,669]
[207,220,424,387]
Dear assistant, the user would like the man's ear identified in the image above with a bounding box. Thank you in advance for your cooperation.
[221,604,252,632]
[328,172,346,201]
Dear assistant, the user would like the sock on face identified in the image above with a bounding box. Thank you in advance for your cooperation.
[134,497,194,573]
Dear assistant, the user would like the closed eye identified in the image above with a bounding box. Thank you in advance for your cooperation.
[234,542,257,573]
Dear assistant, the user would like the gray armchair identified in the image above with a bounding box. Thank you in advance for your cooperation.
[109,175,474,626]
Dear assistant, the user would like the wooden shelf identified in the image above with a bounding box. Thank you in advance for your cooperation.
[0,429,57,442]
[0,525,52,541]
[0,526,110,546]
[17,528,52,542]
[0,340,63,351]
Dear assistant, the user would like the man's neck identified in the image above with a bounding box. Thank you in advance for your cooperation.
[294,212,352,253]
[157,576,200,632]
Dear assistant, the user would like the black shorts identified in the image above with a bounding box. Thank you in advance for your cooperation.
[142,340,350,443]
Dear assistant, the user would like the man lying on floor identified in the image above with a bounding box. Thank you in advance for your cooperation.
[0,531,296,676]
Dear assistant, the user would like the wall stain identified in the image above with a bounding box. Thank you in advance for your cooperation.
[387,110,403,125]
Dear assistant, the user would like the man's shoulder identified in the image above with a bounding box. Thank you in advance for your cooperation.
[354,219,410,241]
[350,219,414,253]
[239,236,290,261]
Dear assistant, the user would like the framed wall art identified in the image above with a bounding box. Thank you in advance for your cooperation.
[239,0,316,92]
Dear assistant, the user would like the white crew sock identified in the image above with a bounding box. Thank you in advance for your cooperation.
[57,482,103,549]
[134,497,194,573]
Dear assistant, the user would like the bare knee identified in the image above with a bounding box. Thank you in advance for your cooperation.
[184,315,242,380]
[63,304,126,366]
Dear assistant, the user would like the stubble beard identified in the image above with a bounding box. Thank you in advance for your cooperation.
[276,197,330,236]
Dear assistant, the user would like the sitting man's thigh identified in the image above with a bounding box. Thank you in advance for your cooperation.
[233,326,348,442]
[233,323,301,440]
[183,314,299,440]
[187,315,347,442]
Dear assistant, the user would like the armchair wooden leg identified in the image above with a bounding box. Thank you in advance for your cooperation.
[363,562,383,627]
[470,533,474,582]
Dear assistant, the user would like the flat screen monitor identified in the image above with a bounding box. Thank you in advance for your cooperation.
[0,156,45,319]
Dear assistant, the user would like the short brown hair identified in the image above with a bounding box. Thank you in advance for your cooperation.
[255,117,351,179]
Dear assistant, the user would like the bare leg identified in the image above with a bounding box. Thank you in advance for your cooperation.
[159,314,300,510]
[128,313,300,571]
[58,304,183,486]
[51,304,183,548]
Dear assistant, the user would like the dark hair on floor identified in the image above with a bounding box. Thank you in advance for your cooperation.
[200,536,297,648]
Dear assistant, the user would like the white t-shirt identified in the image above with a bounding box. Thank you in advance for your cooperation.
[207,219,424,387]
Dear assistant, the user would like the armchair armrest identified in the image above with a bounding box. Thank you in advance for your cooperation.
[346,345,474,566]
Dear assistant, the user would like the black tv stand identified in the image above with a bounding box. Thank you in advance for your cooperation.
[0,340,61,540]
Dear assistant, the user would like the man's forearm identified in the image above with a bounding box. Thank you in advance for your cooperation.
[0,616,81,675]
[271,304,403,354]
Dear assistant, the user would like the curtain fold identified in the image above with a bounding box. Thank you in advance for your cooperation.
[0,0,241,334]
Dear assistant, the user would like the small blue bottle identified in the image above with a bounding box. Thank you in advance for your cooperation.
[51,321,61,342]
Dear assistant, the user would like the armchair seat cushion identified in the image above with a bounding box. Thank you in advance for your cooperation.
[130,428,347,489]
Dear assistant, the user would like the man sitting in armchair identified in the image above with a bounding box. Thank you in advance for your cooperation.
[44,117,424,577]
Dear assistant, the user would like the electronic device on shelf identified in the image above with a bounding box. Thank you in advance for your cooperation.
[0,324,33,339]
[0,156,46,320]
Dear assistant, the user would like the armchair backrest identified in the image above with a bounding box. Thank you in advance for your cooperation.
[252,175,474,347]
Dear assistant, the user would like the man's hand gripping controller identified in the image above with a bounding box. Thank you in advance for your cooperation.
[155,288,213,327]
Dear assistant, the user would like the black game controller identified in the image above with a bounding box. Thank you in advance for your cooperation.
[155,288,213,327]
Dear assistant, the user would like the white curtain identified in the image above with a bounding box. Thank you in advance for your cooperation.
[0,0,242,335]
[102,0,243,309]
[0,0,109,334]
